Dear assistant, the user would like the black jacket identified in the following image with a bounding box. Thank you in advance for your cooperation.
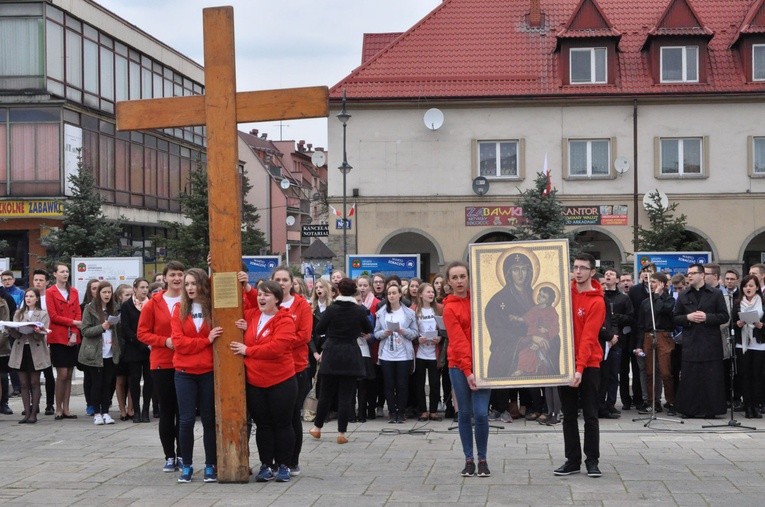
[120,298,150,363]
[314,299,373,377]
[604,289,633,348]
[637,292,675,333]
[673,284,730,362]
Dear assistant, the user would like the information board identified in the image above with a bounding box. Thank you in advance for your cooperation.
[633,251,712,277]
[242,256,281,284]
[71,257,144,304]
[346,254,420,280]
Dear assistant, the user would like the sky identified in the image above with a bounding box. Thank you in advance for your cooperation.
[97,0,441,150]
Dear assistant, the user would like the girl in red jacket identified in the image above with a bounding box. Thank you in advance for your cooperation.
[444,261,491,478]
[171,268,223,484]
[232,280,297,483]
[45,262,82,419]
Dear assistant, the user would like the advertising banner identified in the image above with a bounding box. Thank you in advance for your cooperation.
[71,257,144,304]
[346,254,420,280]
[634,251,712,277]
[465,205,628,227]
[242,256,281,284]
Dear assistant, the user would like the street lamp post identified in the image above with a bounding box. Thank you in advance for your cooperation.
[337,90,352,260]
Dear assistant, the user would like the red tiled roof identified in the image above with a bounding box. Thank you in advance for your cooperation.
[557,0,621,39]
[733,0,765,45]
[361,33,402,64]
[330,0,765,100]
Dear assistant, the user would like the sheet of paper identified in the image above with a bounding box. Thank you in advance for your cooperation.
[386,321,400,332]
[107,315,121,326]
[604,341,610,361]
[422,330,438,339]
[739,310,761,325]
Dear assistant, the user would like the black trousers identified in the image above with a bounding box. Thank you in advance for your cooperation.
[88,358,116,415]
[289,369,310,468]
[151,368,180,460]
[248,377,297,467]
[380,359,411,417]
[620,339,643,406]
[128,359,153,413]
[738,348,765,407]
[559,367,600,465]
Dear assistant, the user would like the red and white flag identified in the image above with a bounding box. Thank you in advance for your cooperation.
[541,153,552,196]
[348,203,356,217]
[329,205,342,218]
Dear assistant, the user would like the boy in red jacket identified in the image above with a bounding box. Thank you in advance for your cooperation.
[554,253,605,479]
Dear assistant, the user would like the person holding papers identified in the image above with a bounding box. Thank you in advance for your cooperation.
[413,282,444,421]
[732,275,765,418]
[374,283,418,423]
[8,288,50,423]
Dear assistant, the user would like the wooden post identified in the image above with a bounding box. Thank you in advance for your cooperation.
[115,6,328,483]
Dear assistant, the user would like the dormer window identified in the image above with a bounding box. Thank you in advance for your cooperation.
[660,46,698,83]
[570,48,607,84]
[754,44,765,81]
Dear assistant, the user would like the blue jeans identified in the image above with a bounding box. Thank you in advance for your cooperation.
[449,367,490,461]
[175,371,216,467]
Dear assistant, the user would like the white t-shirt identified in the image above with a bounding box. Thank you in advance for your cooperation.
[257,312,275,334]
[57,287,69,301]
[379,307,409,362]
[102,312,113,358]
[164,294,182,315]
[281,296,295,309]
[40,295,46,311]
[416,307,438,360]
[191,302,204,332]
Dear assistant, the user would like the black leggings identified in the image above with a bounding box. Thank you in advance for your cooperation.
[314,374,357,432]
[380,359,412,417]
[247,377,297,467]
[290,369,310,468]
[128,359,152,413]
[88,358,116,415]
[151,368,179,460]
[414,358,440,413]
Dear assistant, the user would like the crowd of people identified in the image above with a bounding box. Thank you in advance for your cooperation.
[0,254,760,482]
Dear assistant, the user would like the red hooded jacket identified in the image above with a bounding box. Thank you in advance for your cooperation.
[444,292,473,378]
[570,278,606,373]
[45,285,81,345]
[137,290,178,370]
[170,304,214,375]
[242,307,296,388]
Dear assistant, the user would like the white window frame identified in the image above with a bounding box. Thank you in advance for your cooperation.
[660,45,699,83]
[567,139,611,177]
[477,140,520,179]
[754,137,765,174]
[659,137,703,175]
[753,44,765,81]
[569,47,607,84]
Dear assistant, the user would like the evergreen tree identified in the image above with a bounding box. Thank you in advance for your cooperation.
[159,161,266,269]
[42,155,123,266]
[509,171,566,240]
[636,190,703,251]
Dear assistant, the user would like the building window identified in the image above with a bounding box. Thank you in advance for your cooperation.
[753,45,765,81]
[660,138,702,175]
[568,139,610,176]
[660,46,698,83]
[478,140,519,178]
[754,137,765,174]
[0,17,43,78]
[570,48,607,84]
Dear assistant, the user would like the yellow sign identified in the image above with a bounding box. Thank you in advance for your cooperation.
[212,272,240,309]
[0,200,64,217]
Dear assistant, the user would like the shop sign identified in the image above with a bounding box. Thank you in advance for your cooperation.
[0,200,64,217]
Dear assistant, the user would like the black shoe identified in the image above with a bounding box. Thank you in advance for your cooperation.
[666,404,677,416]
[44,406,54,416]
[553,461,581,476]
[598,410,620,419]
[444,406,455,419]
[621,402,632,411]
[0,404,13,415]
[586,461,602,478]
[476,460,491,477]
[654,403,663,413]
[453,411,459,423]
[461,460,476,477]
[607,406,621,415]
[133,413,142,423]
[734,401,745,412]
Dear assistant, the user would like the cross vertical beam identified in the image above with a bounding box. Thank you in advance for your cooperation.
[202,7,248,483]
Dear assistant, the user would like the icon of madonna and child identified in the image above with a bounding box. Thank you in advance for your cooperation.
[471,241,574,387]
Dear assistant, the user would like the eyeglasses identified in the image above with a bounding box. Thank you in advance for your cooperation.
[686,271,701,276]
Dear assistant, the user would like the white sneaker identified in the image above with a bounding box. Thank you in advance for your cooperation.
[102,413,115,425]
[500,410,513,423]
[94,414,104,425]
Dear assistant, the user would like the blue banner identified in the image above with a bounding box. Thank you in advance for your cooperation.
[634,252,712,277]
[347,254,420,280]
[242,256,281,284]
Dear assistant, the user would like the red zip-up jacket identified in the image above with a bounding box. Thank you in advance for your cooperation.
[242,307,296,388]
[444,292,472,378]
[244,289,312,374]
[571,278,606,374]
[45,285,81,345]
[137,290,178,370]
[170,304,214,375]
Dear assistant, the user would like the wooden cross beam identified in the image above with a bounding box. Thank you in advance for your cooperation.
[116,6,328,483]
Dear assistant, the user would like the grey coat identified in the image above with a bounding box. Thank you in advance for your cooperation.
[8,309,51,371]
[78,303,122,367]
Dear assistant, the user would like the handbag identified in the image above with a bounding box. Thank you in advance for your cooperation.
[302,372,318,422]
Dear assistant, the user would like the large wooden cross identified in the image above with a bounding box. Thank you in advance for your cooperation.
[116,6,328,483]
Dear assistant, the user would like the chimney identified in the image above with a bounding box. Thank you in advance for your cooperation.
[250,129,258,136]
[307,144,312,151]
[261,133,267,139]
[298,140,305,152]
[529,0,542,28]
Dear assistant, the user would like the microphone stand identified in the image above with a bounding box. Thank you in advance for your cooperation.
[703,299,755,430]
[633,283,683,427]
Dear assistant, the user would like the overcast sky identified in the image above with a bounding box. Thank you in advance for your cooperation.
[98,0,440,150]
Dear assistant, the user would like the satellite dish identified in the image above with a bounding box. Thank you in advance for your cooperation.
[614,156,630,174]
[304,216,313,225]
[311,151,326,167]
[280,178,290,190]
[472,176,490,196]
[642,189,669,210]
[423,108,444,131]
[286,215,296,226]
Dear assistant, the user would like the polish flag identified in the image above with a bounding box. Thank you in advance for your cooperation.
[348,203,356,217]
[541,154,552,196]
[329,205,342,217]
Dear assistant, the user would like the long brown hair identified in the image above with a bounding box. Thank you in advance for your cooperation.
[179,268,212,324]
[415,282,442,319]
[92,281,118,323]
